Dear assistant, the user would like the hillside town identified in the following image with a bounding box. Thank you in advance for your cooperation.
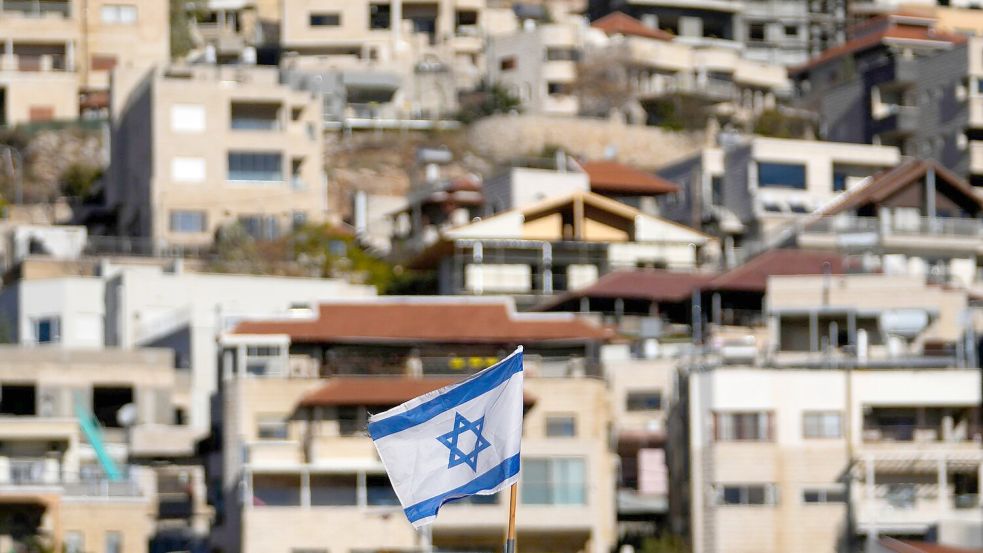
[0,1,981,553]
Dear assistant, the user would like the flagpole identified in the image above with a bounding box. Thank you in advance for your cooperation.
[505,482,518,553]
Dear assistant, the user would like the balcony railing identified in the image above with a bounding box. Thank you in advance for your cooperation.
[1,0,70,17]
[803,215,983,239]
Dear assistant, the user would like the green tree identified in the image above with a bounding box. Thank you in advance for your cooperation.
[60,163,103,200]
[753,108,811,139]
[170,0,204,58]
[456,83,521,124]
[638,535,690,553]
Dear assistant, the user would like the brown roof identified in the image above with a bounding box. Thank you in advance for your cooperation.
[298,377,535,408]
[708,249,844,292]
[820,158,983,217]
[233,300,609,343]
[790,24,965,75]
[591,12,674,41]
[538,270,716,310]
[878,538,983,553]
[581,161,680,196]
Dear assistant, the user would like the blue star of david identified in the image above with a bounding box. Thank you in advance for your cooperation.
[436,412,492,472]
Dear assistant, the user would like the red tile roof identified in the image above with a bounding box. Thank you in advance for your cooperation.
[297,376,535,407]
[591,12,674,41]
[553,269,716,305]
[581,161,680,196]
[233,300,609,343]
[790,24,965,75]
[707,249,844,292]
[878,538,983,553]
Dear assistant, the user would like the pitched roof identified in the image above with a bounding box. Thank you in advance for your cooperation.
[878,538,983,553]
[536,269,716,311]
[232,299,609,344]
[707,249,844,292]
[790,24,965,75]
[581,160,680,196]
[819,158,983,217]
[297,377,536,408]
[591,11,674,41]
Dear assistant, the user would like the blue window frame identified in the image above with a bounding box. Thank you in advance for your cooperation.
[758,162,806,189]
[228,152,283,182]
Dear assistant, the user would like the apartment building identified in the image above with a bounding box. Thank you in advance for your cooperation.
[0,0,167,124]
[0,346,208,553]
[587,0,847,67]
[0,252,376,436]
[279,0,506,127]
[586,11,791,124]
[109,64,326,248]
[657,135,901,263]
[794,158,983,291]
[790,14,969,176]
[677,273,982,553]
[215,297,617,553]
[486,18,585,116]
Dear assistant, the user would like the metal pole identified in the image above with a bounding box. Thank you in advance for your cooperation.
[504,482,517,553]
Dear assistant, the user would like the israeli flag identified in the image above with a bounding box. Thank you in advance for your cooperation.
[368,347,524,528]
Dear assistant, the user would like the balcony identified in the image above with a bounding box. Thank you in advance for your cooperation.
[230,103,282,131]
[799,215,983,253]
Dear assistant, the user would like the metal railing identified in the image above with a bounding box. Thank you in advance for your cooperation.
[803,215,983,239]
[1,0,70,17]
[83,235,214,259]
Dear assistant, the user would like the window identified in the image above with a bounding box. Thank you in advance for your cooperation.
[500,56,516,71]
[369,3,390,29]
[749,23,765,41]
[716,484,777,505]
[802,486,846,504]
[257,416,289,440]
[92,386,133,428]
[0,384,37,416]
[714,412,773,441]
[711,176,724,206]
[546,415,576,437]
[105,531,121,553]
[366,474,399,506]
[245,345,281,376]
[545,48,579,61]
[230,102,280,131]
[100,4,136,23]
[253,473,301,506]
[171,157,205,183]
[169,210,207,233]
[521,458,586,505]
[784,25,798,37]
[832,171,847,192]
[238,215,281,241]
[309,12,340,26]
[547,82,566,95]
[170,104,205,133]
[757,162,806,189]
[337,406,369,435]
[32,316,60,344]
[228,152,283,182]
[627,391,662,411]
[65,532,84,553]
[803,411,842,439]
[977,77,983,95]
[310,474,357,506]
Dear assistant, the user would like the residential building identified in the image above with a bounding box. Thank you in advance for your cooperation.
[587,0,847,67]
[790,14,969,176]
[676,273,982,553]
[215,297,617,553]
[580,159,679,214]
[403,191,715,305]
[189,0,263,63]
[585,12,792,124]
[0,0,168,124]
[109,64,326,248]
[792,159,983,293]
[486,18,586,116]
[657,135,901,264]
[0,346,209,553]
[0,253,376,436]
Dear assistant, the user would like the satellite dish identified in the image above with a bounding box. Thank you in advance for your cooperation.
[116,403,138,428]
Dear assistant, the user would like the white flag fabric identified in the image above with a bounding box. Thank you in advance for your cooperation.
[368,347,524,528]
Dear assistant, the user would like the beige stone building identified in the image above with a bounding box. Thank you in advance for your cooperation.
[213,297,618,553]
[678,274,983,553]
[0,346,208,553]
[0,0,167,124]
[109,64,327,248]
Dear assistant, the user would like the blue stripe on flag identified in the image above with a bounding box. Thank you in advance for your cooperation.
[404,453,521,524]
[368,353,523,440]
